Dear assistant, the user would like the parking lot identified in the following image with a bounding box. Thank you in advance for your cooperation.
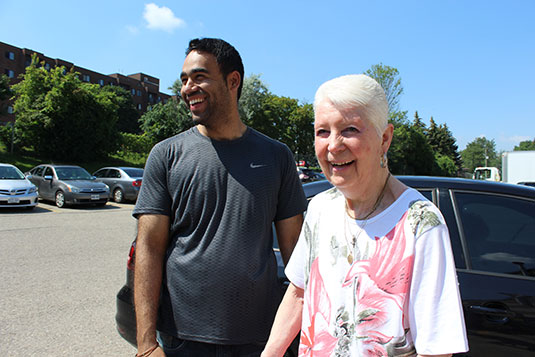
[0,200,138,356]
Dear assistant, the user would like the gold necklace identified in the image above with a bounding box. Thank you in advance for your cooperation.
[344,172,391,264]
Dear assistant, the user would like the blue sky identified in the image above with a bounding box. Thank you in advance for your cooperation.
[1,0,533,151]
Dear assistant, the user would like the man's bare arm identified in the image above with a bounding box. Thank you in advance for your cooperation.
[274,214,304,265]
[134,214,170,355]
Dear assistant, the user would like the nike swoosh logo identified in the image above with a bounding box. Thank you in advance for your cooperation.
[250,163,267,169]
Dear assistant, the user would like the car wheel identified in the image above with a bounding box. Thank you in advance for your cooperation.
[55,190,66,208]
[113,188,124,203]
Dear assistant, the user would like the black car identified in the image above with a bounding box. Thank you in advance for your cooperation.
[116,177,535,356]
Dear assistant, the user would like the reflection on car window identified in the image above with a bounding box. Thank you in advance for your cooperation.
[0,166,25,179]
[455,192,535,277]
[123,168,144,178]
[55,167,92,180]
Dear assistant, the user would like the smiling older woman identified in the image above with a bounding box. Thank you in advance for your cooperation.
[262,75,468,357]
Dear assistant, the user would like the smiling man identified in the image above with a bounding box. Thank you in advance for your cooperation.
[132,38,307,357]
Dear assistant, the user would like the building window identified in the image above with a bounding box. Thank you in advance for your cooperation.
[44,63,51,71]
[7,106,13,114]
[157,96,161,102]
[136,90,142,96]
[5,69,14,78]
[131,89,136,95]
[82,74,90,82]
[6,51,15,60]
[137,104,142,110]
[99,79,104,86]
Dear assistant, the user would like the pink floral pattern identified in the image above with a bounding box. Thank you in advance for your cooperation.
[299,259,338,356]
[300,211,416,356]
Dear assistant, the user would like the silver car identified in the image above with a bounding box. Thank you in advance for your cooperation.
[26,164,109,208]
[93,167,143,203]
[0,163,38,209]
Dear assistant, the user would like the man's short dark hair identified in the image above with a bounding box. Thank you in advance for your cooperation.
[186,38,245,99]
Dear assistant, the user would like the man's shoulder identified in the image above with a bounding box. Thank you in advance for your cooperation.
[248,127,287,148]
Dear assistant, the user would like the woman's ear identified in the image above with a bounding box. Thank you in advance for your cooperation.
[381,123,394,153]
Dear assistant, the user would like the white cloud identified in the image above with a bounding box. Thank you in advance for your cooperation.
[143,3,185,33]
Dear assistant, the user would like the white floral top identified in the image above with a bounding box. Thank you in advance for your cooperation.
[286,187,468,356]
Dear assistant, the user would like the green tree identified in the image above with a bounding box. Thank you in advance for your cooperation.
[461,137,500,173]
[101,85,140,134]
[426,118,462,175]
[139,98,192,145]
[239,74,270,128]
[514,138,535,151]
[412,111,426,133]
[365,63,407,126]
[388,123,435,175]
[11,55,119,160]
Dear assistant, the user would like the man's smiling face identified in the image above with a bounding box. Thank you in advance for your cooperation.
[180,50,233,127]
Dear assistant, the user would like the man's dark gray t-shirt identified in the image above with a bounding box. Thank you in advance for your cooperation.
[133,126,307,344]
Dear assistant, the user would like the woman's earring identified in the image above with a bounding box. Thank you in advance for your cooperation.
[380,153,388,168]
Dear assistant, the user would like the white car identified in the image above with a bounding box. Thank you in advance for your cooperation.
[0,163,38,209]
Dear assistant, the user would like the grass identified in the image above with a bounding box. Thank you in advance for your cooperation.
[0,142,147,173]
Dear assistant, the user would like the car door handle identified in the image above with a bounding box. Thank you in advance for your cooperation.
[469,305,514,323]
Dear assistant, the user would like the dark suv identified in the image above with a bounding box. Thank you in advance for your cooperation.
[116,177,535,356]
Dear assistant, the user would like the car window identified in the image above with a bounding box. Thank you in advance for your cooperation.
[94,169,108,178]
[44,167,54,177]
[55,167,92,180]
[31,166,45,177]
[455,192,535,277]
[110,169,121,178]
[123,168,144,178]
[0,166,25,179]
[417,189,433,202]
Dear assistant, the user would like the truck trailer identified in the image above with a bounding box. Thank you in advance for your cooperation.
[501,150,535,185]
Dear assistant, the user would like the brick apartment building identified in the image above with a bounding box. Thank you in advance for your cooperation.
[0,40,171,125]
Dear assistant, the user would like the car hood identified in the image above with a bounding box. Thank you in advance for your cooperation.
[0,179,35,190]
[62,180,108,189]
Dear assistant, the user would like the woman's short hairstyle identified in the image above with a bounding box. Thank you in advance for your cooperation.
[314,74,389,137]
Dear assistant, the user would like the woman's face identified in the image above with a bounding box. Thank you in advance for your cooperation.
[314,99,386,196]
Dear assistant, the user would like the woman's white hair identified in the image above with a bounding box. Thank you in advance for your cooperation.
[314,74,389,137]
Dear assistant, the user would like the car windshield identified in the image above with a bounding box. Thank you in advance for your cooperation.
[123,168,143,178]
[55,167,92,180]
[0,166,25,180]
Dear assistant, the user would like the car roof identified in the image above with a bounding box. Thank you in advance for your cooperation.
[302,176,535,199]
[0,163,16,168]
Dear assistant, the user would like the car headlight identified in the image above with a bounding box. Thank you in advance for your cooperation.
[28,186,37,193]
[67,185,80,193]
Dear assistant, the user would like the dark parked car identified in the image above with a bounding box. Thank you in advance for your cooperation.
[116,177,535,356]
[93,167,143,203]
[26,164,109,208]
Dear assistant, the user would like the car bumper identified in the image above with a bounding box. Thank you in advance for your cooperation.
[0,192,39,208]
[116,285,137,347]
[65,192,109,205]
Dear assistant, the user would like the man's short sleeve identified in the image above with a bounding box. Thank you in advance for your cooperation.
[133,142,173,218]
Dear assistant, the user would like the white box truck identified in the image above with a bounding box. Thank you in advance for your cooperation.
[501,150,535,185]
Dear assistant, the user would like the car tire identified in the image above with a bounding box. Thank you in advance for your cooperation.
[113,188,124,203]
[55,190,66,208]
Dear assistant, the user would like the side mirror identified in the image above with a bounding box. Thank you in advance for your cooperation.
[91,176,97,180]
[44,175,53,181]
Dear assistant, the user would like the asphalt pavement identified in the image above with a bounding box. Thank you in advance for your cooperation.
[0,200,138,356]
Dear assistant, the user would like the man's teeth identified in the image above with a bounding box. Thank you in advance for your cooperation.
[331,161,353,166]
[189,98,204,105]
